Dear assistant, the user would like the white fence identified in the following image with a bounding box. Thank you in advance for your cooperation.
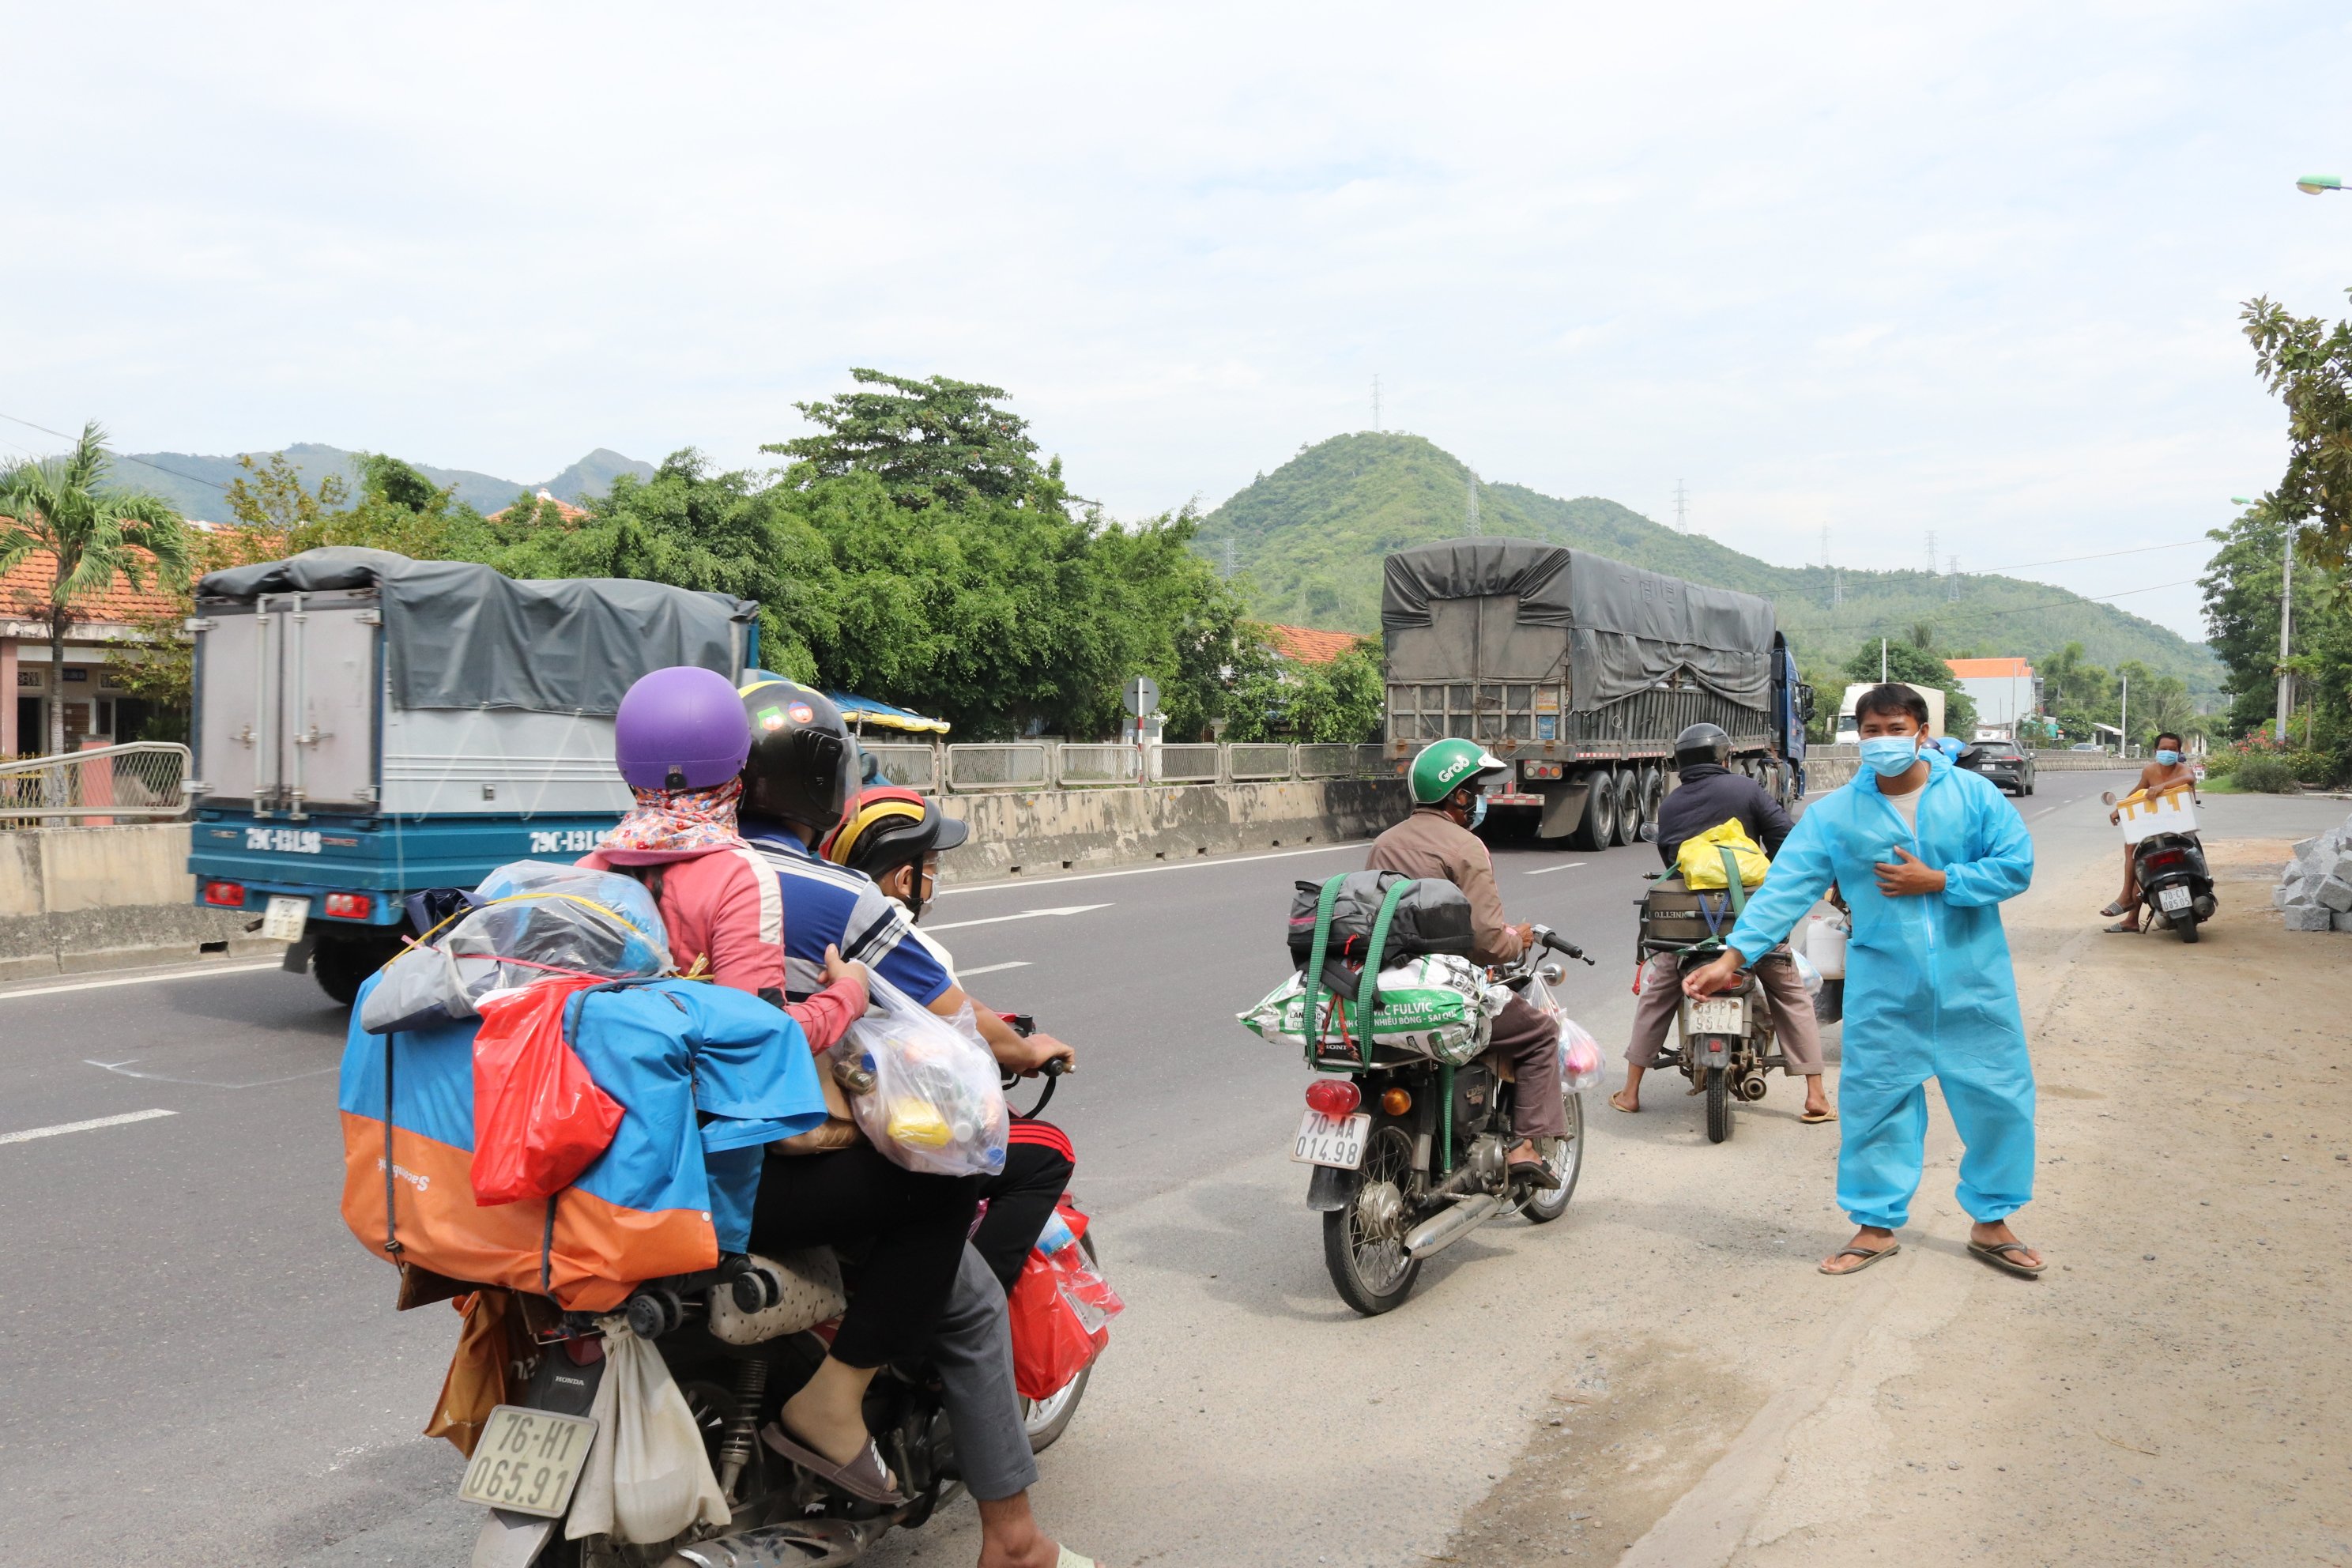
[877,741,1398,794]
[0,743,192,826]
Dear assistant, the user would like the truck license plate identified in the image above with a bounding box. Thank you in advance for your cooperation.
[1291,1110,1371,1170]
[2158,885,2192,912]
[260,895,311,941]
[1685,997,1744,1035]
[455,1406,597,1519]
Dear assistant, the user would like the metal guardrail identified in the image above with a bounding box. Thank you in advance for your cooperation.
[862,743,940,791]
[1296,742,1389,778]
[1148,744,1223,784]
[1225,743,1294,782]
[1056,744,1143,787]
[0,742,193,824]
[944,743,1054,791]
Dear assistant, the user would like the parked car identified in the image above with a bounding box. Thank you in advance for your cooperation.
[1960,739,2037,796]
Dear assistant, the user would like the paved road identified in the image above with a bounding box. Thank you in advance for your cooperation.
[0,771,2132,1566]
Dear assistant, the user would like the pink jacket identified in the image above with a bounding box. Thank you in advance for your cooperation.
[577,843,866,1051]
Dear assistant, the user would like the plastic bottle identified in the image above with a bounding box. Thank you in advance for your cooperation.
[1035,1210,1077,1256]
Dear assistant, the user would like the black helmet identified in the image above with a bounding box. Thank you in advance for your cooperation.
[825,786,971,881]
[1673,722,1732,771]
[738,679,861,835]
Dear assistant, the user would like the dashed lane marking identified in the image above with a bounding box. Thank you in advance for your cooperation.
[1524,862,1588,876]
[934,840,1367,897]
[958,961,1031,977]
[926,903,1112,933]
[1,1108,177,1145]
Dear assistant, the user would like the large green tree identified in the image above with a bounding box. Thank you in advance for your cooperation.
[764,369,1065,513]
[1840,637,1977,739]
[2243,290,2352,571]
[0,421,190,756]
[1221,632,1385,743]
[2199,500,2351,750]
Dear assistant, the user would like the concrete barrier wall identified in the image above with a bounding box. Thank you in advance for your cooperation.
[937,778,1408,884]
[0,824,259,981]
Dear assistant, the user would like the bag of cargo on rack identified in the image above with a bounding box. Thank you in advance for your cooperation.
[1285,871,1474,978]
[1238,954,1497,1065]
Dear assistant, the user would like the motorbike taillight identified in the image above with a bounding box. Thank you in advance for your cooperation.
[1306,1078,1363,1117]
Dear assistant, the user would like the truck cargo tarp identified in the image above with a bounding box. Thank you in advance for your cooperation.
[1381,538,1772,711]
[198,548,757,716]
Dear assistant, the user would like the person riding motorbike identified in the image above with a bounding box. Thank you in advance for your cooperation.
[2102,730,2203,933]
[576,667,976,1512]
[732,679,1099,1568]
[1610,722,1833,1124]
[829,786,1080,1294]
[1364,738,1565,1190]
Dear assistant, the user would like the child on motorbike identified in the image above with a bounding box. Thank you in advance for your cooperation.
[827,786,1080,1293]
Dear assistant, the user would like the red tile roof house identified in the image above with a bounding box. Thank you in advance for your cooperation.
[1260,624,1367,665]
[1,548,187,758]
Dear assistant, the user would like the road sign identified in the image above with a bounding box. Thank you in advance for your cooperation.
[1123,676,1160,718]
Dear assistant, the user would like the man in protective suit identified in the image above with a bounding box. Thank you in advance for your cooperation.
[1683,684,2045,1279]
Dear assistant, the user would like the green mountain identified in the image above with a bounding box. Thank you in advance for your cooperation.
[1203,432,2223,695]
[110,442,654,521]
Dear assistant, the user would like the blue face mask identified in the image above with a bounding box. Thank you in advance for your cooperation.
[1468,795,1489,831]
[1859,736,1922,778]
[2154,748,2181,766]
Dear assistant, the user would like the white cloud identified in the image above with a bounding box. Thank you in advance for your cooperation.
[6,0,2346,639]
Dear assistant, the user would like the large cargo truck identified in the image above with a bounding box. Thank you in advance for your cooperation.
[184,548,758,1002]
[1381,538,1812,849]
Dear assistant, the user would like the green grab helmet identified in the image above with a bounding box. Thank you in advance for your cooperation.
[1410,738,1509,806]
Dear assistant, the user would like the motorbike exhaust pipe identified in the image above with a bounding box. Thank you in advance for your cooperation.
[1404,1193,1501,1259]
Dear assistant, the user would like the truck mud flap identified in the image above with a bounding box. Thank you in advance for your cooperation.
[280,932,316,974]
[1540,782,1591,840]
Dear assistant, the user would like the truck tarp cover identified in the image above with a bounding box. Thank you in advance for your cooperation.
[198,548,756,715]
[1381,538,1772,711]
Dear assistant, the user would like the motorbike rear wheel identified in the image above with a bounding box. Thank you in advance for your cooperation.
[1322,1125,1421,1315]
[1520,1091,1585,1225]
[2173,911,2200,944]
[1705,1065,1734,1144]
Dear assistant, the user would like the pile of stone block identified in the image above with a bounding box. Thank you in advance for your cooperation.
[2275,815,2352,931]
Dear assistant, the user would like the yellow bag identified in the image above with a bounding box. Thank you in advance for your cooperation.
[1678,818,1770,889]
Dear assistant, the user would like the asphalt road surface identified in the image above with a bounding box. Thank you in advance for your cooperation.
[0,769,2138,1566]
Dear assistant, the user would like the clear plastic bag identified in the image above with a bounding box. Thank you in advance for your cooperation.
[1791,948,1824,997]
[360,861,671,1035]
[1556,1016,1604,1094]
[834,971,1008,1177]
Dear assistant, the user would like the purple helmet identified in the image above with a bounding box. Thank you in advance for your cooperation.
[614,667,752,792]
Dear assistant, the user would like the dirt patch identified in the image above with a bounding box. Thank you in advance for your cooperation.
[1432,1333,1762,1564]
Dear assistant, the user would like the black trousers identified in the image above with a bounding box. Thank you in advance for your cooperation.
[748,1143,978,1369]
[971,1140,1076,1294]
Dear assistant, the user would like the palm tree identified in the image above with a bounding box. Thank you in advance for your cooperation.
[0,421,190,758]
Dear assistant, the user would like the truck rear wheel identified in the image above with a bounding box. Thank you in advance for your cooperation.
[1574,771,1618,851]
[311,929,403,1007]
[1615,767,1645,845]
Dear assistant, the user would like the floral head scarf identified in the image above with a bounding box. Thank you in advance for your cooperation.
[598,777,744,856]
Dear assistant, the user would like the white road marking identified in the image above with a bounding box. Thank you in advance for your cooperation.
[1524,861,1587,876]
[85,1057,337,1090]
[0,1108,177,1145]
[0,960,281,1004]
[958,960,1031,978]
[926,903,1112,933]
[935,840,1368,896]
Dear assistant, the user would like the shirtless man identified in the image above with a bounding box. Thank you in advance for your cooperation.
[2101,731,2200,933]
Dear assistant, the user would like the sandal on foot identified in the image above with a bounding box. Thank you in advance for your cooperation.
[1055,1550,1105,1568]
[1800,1106,1837,1124]
[2101,922,2139,934]
[1819,1242,1899,1276]
[1968,1238,2046,1278]
[1608,1092,1639,1114]
[760,1420,906,1505]
[2099,901,2132,918]
[1509,1157,1563,1192]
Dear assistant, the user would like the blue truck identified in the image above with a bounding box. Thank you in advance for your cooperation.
[185,548,758,1002]
[1380,538,1814,849]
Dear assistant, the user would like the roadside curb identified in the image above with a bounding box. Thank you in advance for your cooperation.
[0,933,287,986]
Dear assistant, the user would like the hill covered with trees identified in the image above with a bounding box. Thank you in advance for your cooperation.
[1202,432,2222,697]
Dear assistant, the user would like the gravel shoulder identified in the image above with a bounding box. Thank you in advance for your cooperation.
[1442,793,2352,1568]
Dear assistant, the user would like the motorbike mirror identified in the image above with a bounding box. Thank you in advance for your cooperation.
[2101,790,2117,806]
[1539,961,1567,985]
[1638,824,1660,843]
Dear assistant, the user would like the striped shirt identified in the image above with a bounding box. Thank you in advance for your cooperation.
[741,822,954,1006]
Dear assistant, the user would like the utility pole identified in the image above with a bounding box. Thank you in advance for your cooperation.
[1465,471,1481,536]
[2120,673,2129,756]
[1924,530,1939,575]
[1947,554,1961,602]
[2278,514,2297,742]
[1881,638,1888,682]
[1372,374,1381,433]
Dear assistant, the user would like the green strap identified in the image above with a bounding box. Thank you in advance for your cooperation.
[1298,875,1347,1067]
[1719,846,1748,918]
[1354,879,1416,1067]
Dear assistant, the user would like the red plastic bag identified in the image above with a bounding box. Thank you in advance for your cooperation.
[470,977,624,1206]
[1008,1202,1125,1400]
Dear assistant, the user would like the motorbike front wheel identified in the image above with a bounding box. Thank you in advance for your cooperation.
[1520,1091,1585,1225]
[1322,1125,1420,1315]
[1705,1065,1734,1144]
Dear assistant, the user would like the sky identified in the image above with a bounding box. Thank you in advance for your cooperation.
[8,2,2352,640]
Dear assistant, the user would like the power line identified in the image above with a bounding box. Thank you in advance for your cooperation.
[1968,537,2211,574]
[0,411,232,495]
[1806,576,2203,638]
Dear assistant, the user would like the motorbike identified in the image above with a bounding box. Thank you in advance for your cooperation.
[1296,924,1596,1317]
[2105,788,2215,943]
[1635,832,1787,1144]
[463,1047,1090,1568]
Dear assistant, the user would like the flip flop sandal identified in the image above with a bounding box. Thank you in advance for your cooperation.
[1055,1550,1105,1568]
[1608,1093,1639,1114]
[1968,1239,2047,1278]
[760,1421,906,1506]
[2099,901,2132,918]
[1509,1158,1564,1192]
[2101,922,2139,934]
[1819,1242,1899,1276]
[1800,1107,1838,1124]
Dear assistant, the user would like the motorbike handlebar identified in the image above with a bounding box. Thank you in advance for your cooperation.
[1536,926,1595,965]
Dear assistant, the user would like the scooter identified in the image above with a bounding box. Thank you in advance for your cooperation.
[2105,788,2216,943]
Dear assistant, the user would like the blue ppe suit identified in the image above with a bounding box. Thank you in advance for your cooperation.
[1724,746,2036,1229]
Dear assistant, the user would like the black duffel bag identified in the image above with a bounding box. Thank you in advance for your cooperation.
[1286,871,1476,981]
